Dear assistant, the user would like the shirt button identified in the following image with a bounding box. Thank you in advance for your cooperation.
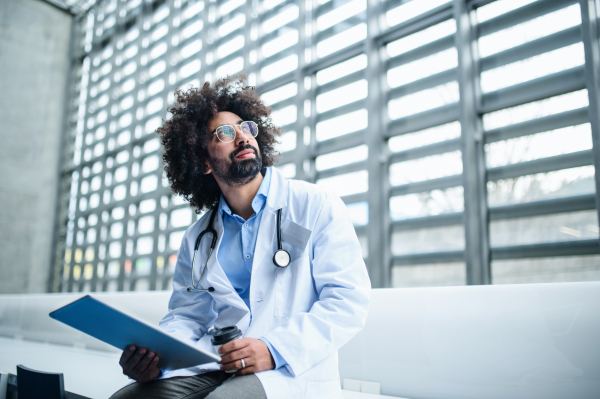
[246,254,250,259]
[244,224,248,227]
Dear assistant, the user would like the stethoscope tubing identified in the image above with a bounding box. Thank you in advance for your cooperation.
[188,207,290,292]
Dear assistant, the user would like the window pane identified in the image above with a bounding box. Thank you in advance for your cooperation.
[490,210,599,247]
[392,263,465,287]
[487,166,596,207]
[492,255,600,284]
[390,186,464,220]
[392,225,465,255]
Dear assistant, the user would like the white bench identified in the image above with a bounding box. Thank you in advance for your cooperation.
[1,282,599,399]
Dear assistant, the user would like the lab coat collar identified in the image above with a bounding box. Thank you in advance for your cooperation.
[266,166,287,211]
[217,167,272,218]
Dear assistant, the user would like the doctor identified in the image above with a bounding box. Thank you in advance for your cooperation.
[111,75,370,399]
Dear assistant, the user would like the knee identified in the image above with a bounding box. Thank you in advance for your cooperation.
[108,382,140,399]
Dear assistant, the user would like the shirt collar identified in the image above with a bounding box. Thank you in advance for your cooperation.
[218,167,272,217]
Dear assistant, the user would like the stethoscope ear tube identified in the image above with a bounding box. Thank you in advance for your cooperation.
[188,208,218,292]
[273,209,290,268]
[189,206,291,292]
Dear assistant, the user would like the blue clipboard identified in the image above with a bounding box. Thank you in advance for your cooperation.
[49,295,221,371]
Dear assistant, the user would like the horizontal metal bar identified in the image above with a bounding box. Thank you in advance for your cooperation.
[316,19,365,43]
[491,239,600,260]
[386,35,455,70]
[393,250,465,266]
[278,122,296,134]
[489,194,597,220]
[64,135,161,174]
[257,73,295,94]
[389,138,461,163]
[392,212,464,231]
[376,3,453,46]
[484,107,589,144]
[388,103,459,136]
[75,187,173,218]
[215,50,245,67]
[487,150,594,181]
[480,26,581,72]
[315,131,365,156]
[468,0,496,9]
[304,42,365,75]
[340,192,368,204]
[477,0,578,38]
[315,99,365,123]
[480,66,586,114]
[388,69,457,101]
[268,97,296,111]
[316,70,365,96]
[315,160,367,180]
[258,46,297,68]
[214,27,244,48]
[260,0,297,23]
[390,174,463,197]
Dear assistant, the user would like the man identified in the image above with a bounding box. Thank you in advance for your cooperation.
[110,75,370,399]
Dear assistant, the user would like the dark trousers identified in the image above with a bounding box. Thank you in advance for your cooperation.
[109,371,267,399]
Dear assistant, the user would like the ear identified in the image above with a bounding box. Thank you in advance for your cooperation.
[204,160,212,175]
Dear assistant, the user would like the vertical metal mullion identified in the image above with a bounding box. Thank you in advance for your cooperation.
[146,0,178,291]
[454,0,490,285]
[295,0,310,182]
[308,0,319,184]
[580,0,600,236]
[117,4,146,292]
[242,0,254,85]
[366,0,386,288]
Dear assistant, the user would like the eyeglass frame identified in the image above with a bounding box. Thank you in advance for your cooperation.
[212,121,259,143]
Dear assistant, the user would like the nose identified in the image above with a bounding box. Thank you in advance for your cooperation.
[235,125,250,146]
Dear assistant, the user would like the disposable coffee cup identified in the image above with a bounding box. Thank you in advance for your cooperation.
[211,326,242,373]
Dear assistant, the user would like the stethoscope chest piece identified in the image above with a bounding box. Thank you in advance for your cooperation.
[273,249,291,268]
[273,208,290,267]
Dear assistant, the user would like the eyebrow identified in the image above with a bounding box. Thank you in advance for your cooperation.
[210,120,245,136]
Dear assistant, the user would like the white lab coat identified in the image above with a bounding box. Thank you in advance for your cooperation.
[158,167,371,398]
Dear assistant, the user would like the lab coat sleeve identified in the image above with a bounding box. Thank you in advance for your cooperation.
[262,192,371,377]
[158,228,217,345]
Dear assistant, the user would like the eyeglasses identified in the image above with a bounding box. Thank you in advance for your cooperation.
[213,121,259,143]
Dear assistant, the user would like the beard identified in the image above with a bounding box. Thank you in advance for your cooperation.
[207,144,263,187]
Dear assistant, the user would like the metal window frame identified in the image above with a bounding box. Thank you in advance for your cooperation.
[52,0,600,293]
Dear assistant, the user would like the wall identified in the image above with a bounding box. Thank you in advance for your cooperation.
[0,0,72,293]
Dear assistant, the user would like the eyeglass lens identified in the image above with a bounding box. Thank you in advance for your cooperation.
[216,122,258,143]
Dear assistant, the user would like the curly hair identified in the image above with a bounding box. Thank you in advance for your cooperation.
[156,75,281,213]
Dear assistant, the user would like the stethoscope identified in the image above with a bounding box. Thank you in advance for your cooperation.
[187,207,290,292]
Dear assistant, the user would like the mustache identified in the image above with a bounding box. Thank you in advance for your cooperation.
[230,144,259,161]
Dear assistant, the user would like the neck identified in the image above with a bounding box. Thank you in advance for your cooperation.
[217,172,264,220]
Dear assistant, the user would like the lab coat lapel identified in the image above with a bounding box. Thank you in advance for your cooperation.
[252,168,288,273]
[198,209,251,330]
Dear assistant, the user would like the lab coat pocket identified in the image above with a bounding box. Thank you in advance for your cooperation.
[304,380,343,399]
[274,255,309,318]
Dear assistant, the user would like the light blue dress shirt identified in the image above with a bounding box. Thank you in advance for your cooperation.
[216,167,288,370]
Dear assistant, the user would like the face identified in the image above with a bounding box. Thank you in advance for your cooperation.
[205,111,262,187]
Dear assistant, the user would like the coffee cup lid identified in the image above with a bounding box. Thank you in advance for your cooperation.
[211,326,242,345]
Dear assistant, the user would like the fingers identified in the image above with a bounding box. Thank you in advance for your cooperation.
[218,337,250,355]
[137,356,161,383]
[119,345,136,367]
[218,347,251,365]
[236,365,256,376]
[220,358,249,373]
[120,346,160,383]
[131,350,156,376]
